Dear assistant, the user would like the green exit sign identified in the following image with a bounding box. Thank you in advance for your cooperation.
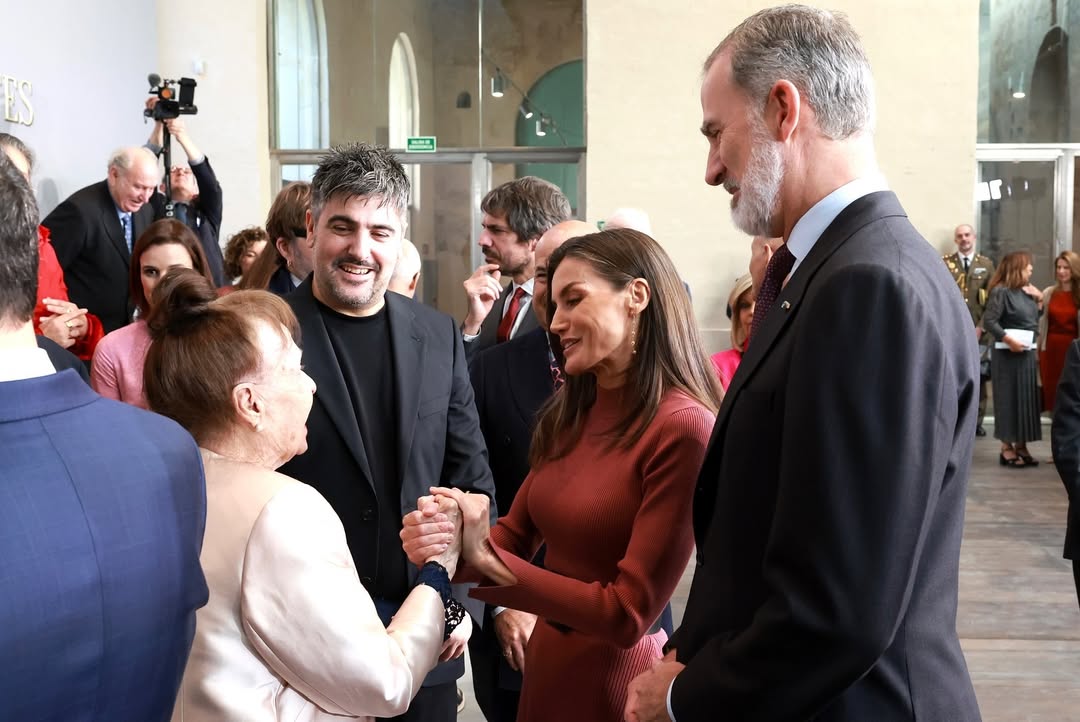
[406,136,437,152]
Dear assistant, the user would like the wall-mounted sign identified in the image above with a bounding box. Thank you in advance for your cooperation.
[406,136,436,153]
[1,75,34,126]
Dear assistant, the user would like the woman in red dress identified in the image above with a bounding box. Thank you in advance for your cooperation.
[1039,251,1080,412]
[405,229,723,722]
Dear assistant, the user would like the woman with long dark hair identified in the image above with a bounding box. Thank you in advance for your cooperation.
[405,228,722,721]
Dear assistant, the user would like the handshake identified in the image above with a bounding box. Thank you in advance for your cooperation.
[400,487,516,587]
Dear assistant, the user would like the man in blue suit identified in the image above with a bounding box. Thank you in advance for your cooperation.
[0,152,209,722]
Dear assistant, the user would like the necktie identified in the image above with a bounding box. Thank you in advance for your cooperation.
[173,203,190,227]
[749,243,796,343]
[963,256,970,273]
[121,213,133,252]
[497,286,527,343]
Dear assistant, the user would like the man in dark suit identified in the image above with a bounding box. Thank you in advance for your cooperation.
[43,146,159,333]
[945,223,995,436]
[1050,339,1080,608]
[461,177,571,362]
[626,6,981,721]
[146,114,226,285]
[0,151,207,720]
[467,218,594,722]
[277,143,496,722]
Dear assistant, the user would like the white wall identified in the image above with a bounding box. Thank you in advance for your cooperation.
[0,1,157,216]
[156,0,272,247]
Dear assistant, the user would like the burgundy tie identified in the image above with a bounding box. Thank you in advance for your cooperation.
[749,244,796,343]
[497,287,527,343]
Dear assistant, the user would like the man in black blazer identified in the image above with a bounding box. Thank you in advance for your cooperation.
[626,6,981,721]
[461,177,571,362]
[43,147,159,333]
[1050,339,1080,608]
[277,143,496,722]
[466,218,594,722]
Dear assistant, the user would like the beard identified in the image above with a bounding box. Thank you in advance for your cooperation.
[728,121,784,237]
[316,254,389,313]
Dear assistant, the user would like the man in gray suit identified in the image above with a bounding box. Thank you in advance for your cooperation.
[460,177,570,361]
[626,6,981,721]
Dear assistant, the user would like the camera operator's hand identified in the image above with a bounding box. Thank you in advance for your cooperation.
[145,98,165,147]
[165,118,205,165]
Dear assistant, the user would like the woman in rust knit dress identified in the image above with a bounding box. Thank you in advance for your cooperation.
[405,229,722,722]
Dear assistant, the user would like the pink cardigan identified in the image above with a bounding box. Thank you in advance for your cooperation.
[90,320,152,410]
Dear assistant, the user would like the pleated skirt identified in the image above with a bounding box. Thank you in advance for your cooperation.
[991,347,1042,443]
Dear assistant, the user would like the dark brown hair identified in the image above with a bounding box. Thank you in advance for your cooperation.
[529,228,722,466]
[989,250,1033,291]
[242,181,311,290]
[481,176,571,242]
[144,269,300,445]
[223,226,269,279]
[129,218,213,316]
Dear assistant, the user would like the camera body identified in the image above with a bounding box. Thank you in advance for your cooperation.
[145,76,198,120]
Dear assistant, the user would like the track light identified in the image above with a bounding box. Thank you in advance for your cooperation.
[519,100,534,119]
[535,115,548,137]
[1012,70,1026,99]
[491,69,505,98]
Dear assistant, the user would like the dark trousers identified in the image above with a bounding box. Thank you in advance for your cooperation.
[1073,560,1080,611]
[978,376,989,427]
[384,681,457,722]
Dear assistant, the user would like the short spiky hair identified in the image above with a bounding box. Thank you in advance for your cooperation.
[310,143,410,226]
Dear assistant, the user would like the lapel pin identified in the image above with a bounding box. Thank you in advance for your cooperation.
[781,301,791,310]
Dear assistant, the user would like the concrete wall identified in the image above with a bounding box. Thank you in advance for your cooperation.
[585,0,980,351]
[0,2,157,217]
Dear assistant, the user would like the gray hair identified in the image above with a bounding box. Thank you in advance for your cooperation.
[0,133,34,174]
[310,143,410,225]
[705,4,875,140]
[108,146,158,174]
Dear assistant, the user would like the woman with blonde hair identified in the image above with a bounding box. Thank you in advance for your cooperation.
[1039,250,1080,412]
[711,273,753,390]
[984,251,1044,466]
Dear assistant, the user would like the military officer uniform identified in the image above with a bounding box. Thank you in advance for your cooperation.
[944,250,995,433]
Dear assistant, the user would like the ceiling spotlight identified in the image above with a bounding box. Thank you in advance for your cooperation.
[491,69,505,98]
[1012,71,1026,100]
[535,116,548,137]
[519,100,534,119]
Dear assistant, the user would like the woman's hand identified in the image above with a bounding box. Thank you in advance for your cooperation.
[438,611,472,663]
[401,495,461,577]
[1022,284,1043,303]
[1004,335,1028,353]
[429,487,517,586]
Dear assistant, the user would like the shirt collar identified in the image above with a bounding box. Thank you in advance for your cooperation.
[511,277,535,295]
[785,174,889,278]
[0,346,56,383]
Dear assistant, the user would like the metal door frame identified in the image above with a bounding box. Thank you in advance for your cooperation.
[271,147,586,268]
[975,144,1077,255]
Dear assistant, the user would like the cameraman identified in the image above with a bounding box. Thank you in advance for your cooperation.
[145,97,226,285]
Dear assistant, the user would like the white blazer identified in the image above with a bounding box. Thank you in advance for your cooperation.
[172,450,444,721]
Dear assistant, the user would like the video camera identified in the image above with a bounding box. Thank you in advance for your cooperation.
[144,74,198,120]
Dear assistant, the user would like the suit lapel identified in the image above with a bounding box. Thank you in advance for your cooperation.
[387,294,424,486]
[293,281,374,486]
[507,328,554,425]
[99,184,130,263]
[479,283,512,347]
[702,192,906,490]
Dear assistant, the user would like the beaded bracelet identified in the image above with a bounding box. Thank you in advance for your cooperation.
[417,561,467,641]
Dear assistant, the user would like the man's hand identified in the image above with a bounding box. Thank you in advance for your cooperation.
[401,495,458,572]
[462,264,503,335]
[439,611,472,662]
[624,650,684,722]
[494,609,536,672]
[749,236,784,298]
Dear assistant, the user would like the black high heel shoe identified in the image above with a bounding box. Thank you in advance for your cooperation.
[1000,452,1025,467]
[1016,450,1039,467]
